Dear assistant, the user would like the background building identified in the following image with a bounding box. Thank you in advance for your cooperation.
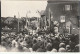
[45,1,79,35]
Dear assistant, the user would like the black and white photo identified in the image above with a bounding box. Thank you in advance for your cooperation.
[0,0,80,52]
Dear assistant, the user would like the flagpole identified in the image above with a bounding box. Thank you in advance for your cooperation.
[45,16,47,29]
[26,13,29,35]
[26,14,28,29]
[18,12,20,32]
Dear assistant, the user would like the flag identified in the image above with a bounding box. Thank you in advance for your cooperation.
[49,8,51,27]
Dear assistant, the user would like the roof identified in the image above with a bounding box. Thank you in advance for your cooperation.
[48,0,79,4]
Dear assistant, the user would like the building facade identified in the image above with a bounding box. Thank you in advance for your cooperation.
[45,1,80,35]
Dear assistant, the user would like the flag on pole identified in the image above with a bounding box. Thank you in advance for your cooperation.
[25,14,28,29]
[49,8,51,27]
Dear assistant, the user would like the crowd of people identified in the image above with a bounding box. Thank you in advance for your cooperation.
[0,32,79,52]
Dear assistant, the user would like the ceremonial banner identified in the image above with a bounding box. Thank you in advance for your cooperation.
[60,16,65,23]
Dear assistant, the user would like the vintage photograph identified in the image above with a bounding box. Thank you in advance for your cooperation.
[0,0,80,52]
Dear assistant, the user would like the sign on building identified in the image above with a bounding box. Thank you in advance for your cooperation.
[60,16,65,23]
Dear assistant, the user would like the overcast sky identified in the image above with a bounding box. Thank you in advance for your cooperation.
[1,0,47,18]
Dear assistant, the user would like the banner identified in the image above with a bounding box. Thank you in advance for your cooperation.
[60,16,65,23]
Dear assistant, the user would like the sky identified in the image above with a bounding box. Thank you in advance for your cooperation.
[1,0,47,18]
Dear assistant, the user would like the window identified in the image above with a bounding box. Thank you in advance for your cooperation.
[65,5,72,11]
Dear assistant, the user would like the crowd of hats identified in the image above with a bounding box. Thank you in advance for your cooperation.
[0,32,79,52]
